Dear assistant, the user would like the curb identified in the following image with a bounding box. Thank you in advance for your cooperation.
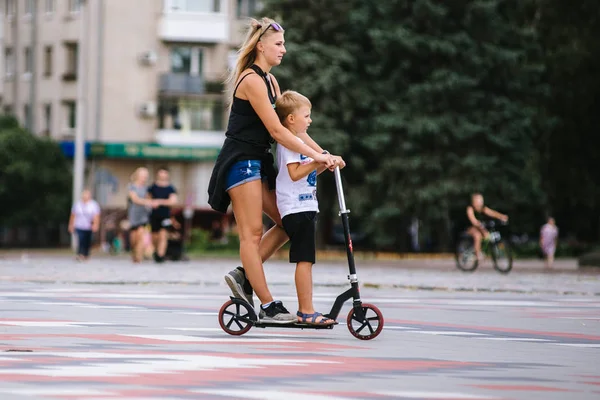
[3,278,598,297]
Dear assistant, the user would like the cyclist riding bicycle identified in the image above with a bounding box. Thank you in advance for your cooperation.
[466,193,509,263]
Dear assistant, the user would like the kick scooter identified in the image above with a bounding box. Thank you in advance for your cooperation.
[217,166,384,340]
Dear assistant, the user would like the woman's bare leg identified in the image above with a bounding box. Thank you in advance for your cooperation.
[133,227,145,262]
[259,182,289,262]
[229,180,273,304]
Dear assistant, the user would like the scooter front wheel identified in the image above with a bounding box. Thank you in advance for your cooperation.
[347,303,384,340]
[218,299,254,336]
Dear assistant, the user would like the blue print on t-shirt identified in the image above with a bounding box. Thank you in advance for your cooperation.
[307,170,317,187]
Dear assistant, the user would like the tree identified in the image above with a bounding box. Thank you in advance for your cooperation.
[0,116,72,227]
[264,0,546,250]
[537,0,600,241]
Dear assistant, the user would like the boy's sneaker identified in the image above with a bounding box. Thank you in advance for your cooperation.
[224,266,254,308]
[259,301,296,324]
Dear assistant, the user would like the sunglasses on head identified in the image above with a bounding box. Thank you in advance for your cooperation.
[257,22,283,41]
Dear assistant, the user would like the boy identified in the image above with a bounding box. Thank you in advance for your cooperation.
[275,90,339,326]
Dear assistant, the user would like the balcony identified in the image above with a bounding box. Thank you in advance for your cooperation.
[156,95,226,147]
[158,0,229,43]
[155,129,225,148]
[159,73,204,96]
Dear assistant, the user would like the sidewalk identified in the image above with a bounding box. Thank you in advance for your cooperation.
[0,251,598,295]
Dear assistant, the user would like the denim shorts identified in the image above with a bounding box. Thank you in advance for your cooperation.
[226,160,266,191]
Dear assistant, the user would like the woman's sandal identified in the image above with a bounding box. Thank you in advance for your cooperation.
[296,311,337,326]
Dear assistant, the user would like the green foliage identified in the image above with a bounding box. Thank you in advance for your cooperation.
[0,117,72,226]
[264,0,548,250]
[188,229,241,254]
[537,0,600,240]
[512,240,593,258]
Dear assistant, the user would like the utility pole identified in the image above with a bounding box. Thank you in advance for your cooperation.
[72,0,88,249]
[28,0,38,133]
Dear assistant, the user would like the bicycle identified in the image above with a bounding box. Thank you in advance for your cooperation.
[455,220,513,274]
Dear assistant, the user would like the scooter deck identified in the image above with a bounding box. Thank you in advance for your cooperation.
[253,321,338,330]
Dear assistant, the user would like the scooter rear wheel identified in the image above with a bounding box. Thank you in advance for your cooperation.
[347,303,384,340]
[218,299,254,336]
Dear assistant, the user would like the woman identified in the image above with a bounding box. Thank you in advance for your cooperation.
[68,189,101,261]
[540,217,558,268]
[208,17,343,323]
[128,167,153,263]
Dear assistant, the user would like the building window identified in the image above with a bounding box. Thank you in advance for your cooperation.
[3,105,13,115]
[227,50,237,71]
[236,0,258,18]
[43,46,53,77]
[45,0,55,13]
[158,98,224,131]
[169,0,218,13]
[24,47,32,74]
[63,42,78,80]
[5,0,15,17]
[170,47,203,75]
[43,103,52,136]
[25,0,34,16]
[64,101,76,129]
[69,0,81,13]
[69,0,81,12]
[24,104,31,131]
[4,47,14,77]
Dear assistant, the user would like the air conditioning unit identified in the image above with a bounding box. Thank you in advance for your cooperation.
[139,50,157,66]
[138,102,157,118]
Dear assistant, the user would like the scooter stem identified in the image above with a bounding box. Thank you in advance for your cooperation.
[334,166,349,214]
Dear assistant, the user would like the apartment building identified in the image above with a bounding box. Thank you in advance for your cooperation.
[0,0,261,209]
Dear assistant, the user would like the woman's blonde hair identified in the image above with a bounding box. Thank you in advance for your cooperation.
[226,17,284,102]
[130,167,148,183]
[275,90,312,123]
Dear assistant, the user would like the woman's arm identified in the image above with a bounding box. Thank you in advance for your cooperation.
[242,74,334,167]
[296,131,324,153]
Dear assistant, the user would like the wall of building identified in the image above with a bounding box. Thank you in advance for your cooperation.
[100,0,162,143]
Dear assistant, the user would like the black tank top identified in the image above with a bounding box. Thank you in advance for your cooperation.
[225,64,277,149]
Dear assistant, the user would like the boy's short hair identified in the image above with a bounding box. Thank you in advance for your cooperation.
[275,90,312,123]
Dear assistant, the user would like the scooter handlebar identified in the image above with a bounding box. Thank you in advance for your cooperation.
[333,166,348,213]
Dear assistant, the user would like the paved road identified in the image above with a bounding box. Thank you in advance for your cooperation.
[0,254,598,295]
[0,282,599,400]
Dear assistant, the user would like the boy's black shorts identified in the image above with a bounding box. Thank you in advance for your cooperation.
[282,211,317,264]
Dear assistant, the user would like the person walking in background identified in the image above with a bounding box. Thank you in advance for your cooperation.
[148,167,178,263]
[540,217,559,269]
[68,189,101,261]
[128,167,154,263]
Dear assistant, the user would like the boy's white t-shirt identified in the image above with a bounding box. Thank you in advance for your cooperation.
[276,137,319,219]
